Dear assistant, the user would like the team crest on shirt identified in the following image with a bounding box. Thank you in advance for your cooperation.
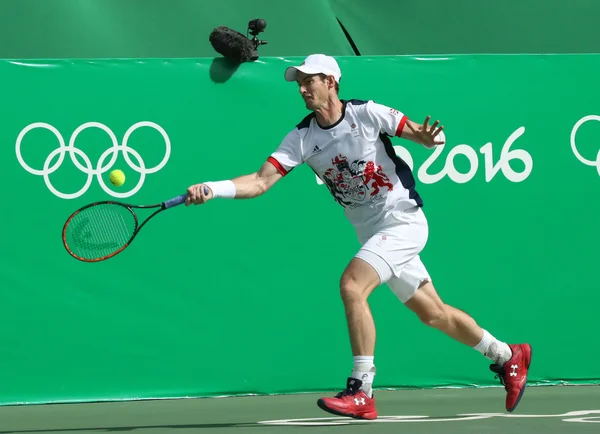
[321,153,393,208]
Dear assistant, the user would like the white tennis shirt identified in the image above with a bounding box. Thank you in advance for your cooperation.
[268,99,423,239]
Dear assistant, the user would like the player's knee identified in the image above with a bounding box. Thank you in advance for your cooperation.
[418,305,449,329]
[339,276,364,304]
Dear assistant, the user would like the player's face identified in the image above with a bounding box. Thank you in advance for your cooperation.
[296,72,331,110]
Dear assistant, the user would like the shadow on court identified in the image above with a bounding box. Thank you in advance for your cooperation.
[0,422,268,433]
[0,385,598,434]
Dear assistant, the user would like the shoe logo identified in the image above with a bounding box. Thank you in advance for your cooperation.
[510,364,518,377]
[354,397,366,405]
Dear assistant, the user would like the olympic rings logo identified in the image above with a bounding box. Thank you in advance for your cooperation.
[571,115,600,176]
[15,121,171,199]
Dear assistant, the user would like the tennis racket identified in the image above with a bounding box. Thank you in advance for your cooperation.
[62,188,204,262]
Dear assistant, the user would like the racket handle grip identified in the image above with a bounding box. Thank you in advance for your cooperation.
[163,194,189,209]
[163,186,209,209]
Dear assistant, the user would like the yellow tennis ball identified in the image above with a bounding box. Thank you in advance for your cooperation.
[109,169,125,187]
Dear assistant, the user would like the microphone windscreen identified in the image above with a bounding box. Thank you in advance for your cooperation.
[209,26,256,63]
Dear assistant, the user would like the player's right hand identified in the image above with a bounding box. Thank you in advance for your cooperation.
[185,184,213,206]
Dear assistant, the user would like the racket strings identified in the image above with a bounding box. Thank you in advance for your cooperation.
[65,204,137,260]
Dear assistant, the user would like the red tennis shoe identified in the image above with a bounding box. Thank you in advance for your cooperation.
[317,378,378,420]
[490,343,532,412]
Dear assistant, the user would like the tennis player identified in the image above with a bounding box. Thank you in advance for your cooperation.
[185,54,532,420]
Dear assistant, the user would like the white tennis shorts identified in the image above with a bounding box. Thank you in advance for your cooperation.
[355,206,431,303]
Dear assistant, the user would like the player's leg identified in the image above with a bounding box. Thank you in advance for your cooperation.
[339,256,381,359]
[402,276,512,362]
[373,206,532,412]
[392,259,532,413]
[316,252,391,420]
[381,206,514,364]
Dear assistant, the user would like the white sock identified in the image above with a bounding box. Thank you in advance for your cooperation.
[351,356,375,397]
[474,329,512,365]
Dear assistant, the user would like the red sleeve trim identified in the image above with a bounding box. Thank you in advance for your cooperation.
[267,156,289,176]
[395,115,408,137]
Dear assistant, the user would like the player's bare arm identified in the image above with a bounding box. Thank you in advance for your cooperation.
[402,116,445,148]
[230,161,283,198]
[185,160,283,205]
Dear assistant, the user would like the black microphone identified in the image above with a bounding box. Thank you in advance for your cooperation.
[209,26,258,64]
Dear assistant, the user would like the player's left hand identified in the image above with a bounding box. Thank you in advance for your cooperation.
[406,116,445,148]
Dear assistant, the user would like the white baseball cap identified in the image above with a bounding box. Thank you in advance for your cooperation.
[284,54,342,83]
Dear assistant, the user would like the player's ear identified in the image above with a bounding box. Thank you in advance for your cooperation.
[326,74,336,91]
[318,73,334,90]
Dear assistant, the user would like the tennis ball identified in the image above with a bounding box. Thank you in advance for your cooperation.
[109,169,125,187]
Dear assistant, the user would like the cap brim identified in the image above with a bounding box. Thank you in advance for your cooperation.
[284,65,330,82]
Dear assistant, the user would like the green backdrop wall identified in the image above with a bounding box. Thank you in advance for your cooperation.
[1,0,598,59]
[0,0,354,59]
[1,54,598,405]
[330,0,600,55]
